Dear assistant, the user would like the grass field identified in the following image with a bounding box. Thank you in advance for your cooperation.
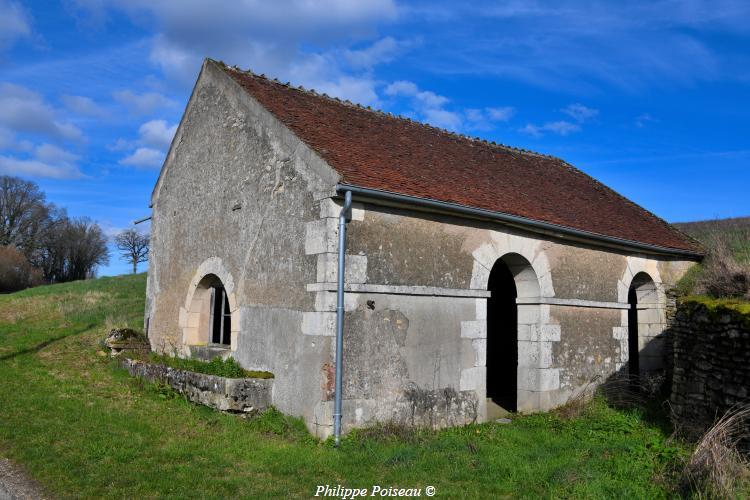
[0,274,694,498]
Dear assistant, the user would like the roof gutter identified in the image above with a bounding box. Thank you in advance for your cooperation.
[336,183,703,260]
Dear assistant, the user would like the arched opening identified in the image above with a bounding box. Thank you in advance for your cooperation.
[627,272,658,379]
[487,258,518,412]
[183,274,233,349]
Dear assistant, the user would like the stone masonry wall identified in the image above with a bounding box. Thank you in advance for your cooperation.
[670,299,750,437]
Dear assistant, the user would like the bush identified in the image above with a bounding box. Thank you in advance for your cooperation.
[695,229,750,299]
[0,245,43,293]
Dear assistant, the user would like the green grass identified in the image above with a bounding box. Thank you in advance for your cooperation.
[146,352,274,379]
[0,274,692,498]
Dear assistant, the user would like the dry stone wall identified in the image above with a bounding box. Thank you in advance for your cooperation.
[670,299,750,437]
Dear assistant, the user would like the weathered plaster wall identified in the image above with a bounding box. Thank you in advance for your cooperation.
[317,201,696,432]
[146,60,338,423]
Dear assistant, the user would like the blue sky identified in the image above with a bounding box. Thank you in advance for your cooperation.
[1,0,749,276]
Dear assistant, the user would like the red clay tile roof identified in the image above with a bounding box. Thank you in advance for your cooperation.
[221,63,701,255]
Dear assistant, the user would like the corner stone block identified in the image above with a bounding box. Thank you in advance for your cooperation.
[472,338,487,367]
[316,253,367,283]
[461,320,486,339]
[539,324,561,342]
[318,198,365,221]
[314,291,358,312]
[460,366,486,391]
[518,340,553,368]
[517,304,540,324]
[304,219,338,255]
[472,243,498,271]
[517,367,560,392]
[517,323,539,342]
[475,298,487,320]
[302,311,336,336]
[612,326,628,340]
[470,260,490,290]
[313,401,334,439]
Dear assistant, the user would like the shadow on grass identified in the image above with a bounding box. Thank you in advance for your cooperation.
[0,324,96,362]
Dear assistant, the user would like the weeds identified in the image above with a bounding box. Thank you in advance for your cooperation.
[676,220,750,299]
[350,421,426,444]
[145,352,274,379]
[681,405,750,498]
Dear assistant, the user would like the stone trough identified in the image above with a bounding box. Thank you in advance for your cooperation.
[120,358,273,414]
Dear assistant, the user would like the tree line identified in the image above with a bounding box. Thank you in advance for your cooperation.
[0,175,148,293]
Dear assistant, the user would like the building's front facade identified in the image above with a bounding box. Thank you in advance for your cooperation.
[145,59,701,438]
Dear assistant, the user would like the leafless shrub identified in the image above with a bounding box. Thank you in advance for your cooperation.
[682,405,750,498]
[598,375,650,409]
[0,245,43,293]
[695,226,750,300]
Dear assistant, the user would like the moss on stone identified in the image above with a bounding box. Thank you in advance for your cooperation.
[678,296,750,329]
[146,353,274,379]
[680,295,750,314]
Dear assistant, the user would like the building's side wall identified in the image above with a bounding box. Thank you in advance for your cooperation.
[145,60,340,424]
[304,200,695,435]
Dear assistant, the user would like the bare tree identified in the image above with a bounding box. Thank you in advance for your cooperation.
[0,176,110,287]
[115,228,150,274]
[0,175,52,256]
[63,217,110,280]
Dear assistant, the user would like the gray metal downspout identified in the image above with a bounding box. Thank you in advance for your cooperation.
[334,190,353,447]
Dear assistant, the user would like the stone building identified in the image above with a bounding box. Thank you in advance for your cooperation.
[145,59,702,438]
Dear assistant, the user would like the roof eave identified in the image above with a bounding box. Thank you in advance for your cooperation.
[336,183,704,260]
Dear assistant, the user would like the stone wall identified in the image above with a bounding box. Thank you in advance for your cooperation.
[670,299,750,437]
[121,358,273,413]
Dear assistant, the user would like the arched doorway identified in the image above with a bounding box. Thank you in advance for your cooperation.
[183,274,233,349]
[627,272,658,379]
[487,258,518,412]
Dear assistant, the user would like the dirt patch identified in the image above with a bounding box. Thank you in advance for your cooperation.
[0,457,48,499]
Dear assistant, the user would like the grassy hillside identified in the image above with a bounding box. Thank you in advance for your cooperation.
[0,274,693,498]
[674,216,750,262]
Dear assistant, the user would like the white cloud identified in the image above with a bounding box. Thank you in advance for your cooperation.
[113,89,176,115]
[0,0,31,50]
[34,143,79,165]
[0,83,83,142]
[345,37,411,69]
[465,106,515,130]
[423,108,462,130]
[486,107,515,121]
[117,119,177,167]
[138,119,177,150]
[386,80,514,132]
[562,103,599,122]
[69,0,401,110]
[61,95,109,119]
[635,113,656,127]
[521,121,581,137]
[119,147,164,168]
[0,143,83,179]
[385,80,419,96]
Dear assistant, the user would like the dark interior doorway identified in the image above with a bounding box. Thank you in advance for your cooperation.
[627,286,640,379]
[487,258,518,412]
[210,285,231,346]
